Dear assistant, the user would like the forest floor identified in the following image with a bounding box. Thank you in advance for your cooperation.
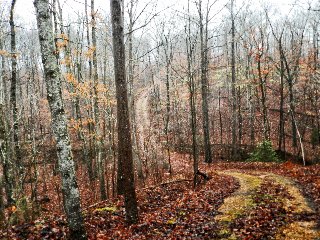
[1,89,320,239]
[1,156,320,240]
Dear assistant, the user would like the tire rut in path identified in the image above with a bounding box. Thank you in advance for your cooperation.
[215,170,320,240]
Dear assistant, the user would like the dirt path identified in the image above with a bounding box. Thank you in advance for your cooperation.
[135,87,152,148]
[215,170,320,240]
[135,86,162,157]
[134,86,320,239]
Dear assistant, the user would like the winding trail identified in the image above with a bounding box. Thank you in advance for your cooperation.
[135,87,151,149]
[133,85,320,239]
[215,171,320,240]
[135,86,161,156]
[215,171,262,223]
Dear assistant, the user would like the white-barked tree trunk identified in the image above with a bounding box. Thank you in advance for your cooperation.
[34,0,87,239]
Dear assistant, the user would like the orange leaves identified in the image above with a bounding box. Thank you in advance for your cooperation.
[68,118,97,135]
[10,205,17,213]
[282,161,296,171]
[96,232,109,240]
[56,41,67,49]
[69,118,82,131]
[56,33,69,49]
[65,73,77,85]
[0,50,20,59]
[85,46,96,60]
[11,53,20,59]
[254,53,261,62]
[0,49,8,56]
[83,118,95,126]
[71,48,80,56]
[261,69,269,75]
[75,81,91,97]
[60,56,72,66]
[66,74,110,101]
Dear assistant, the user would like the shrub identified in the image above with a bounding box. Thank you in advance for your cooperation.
[248,140,279,162]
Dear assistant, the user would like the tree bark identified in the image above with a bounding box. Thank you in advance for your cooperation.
[257,49,270,140]
[34,1,87,238]
[91,0,107,201]
[127,0,144,180]
[10,0,22,174]
[218,88,223,144]
[0,104,13,206]
[0,35,14,206]
[84,0,95,181]
[278,37,286,154]
[110,0,138,224]
[198,0,212,163]
[230,0,237,159]
[164,35,172,173]
[186,0,198,187]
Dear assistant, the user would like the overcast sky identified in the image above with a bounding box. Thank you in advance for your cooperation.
[12,0,307,25]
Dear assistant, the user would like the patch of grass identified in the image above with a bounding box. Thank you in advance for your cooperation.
[265,174,314,213]
[276,221,320,240]
[231,180,289,239]
[167,218,176,225]
[215,172,262,223]
[94,206,117,213]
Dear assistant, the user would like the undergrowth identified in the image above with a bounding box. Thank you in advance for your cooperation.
[248,140,280,162]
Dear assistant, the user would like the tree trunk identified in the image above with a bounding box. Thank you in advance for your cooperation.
[110,0,138,224]
[230,0,237,159]
[127,0,144,180]
[91,0,107,201]
[245,50,255,146]
[10,0,21,175]
[288,81,297,147]
[187,0,198,187]
[218,88,223,144]
[257,54,270,140]
[34,1,87,238]
[198,0,212,163]
[237,86,242,144]
[0,104,13,206]
[0,36,14,206]
[84,0,95,181]
[164,36,172,173]
[278,39,285,154]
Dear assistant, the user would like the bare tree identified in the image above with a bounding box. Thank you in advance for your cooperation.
[34,0,87,238]
[267,15,286,153]
[230,0,238,159]
[10,0,21,176]
[185,0,199,186]
[254,26,271,140]
[127,0,144,180]
[110,0,138,224]
[91,0,107,201]
[197,0,212,163]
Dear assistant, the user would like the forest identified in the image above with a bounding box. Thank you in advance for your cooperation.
[0,0,319,239]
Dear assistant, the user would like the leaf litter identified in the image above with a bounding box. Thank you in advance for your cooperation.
[1,159,320,239]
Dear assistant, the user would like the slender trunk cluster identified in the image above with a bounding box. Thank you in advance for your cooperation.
[198,0,212,163]
[186,0,199,187]
[91,0,107,201]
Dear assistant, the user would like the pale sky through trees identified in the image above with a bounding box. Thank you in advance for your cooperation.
[11,0,309,24]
